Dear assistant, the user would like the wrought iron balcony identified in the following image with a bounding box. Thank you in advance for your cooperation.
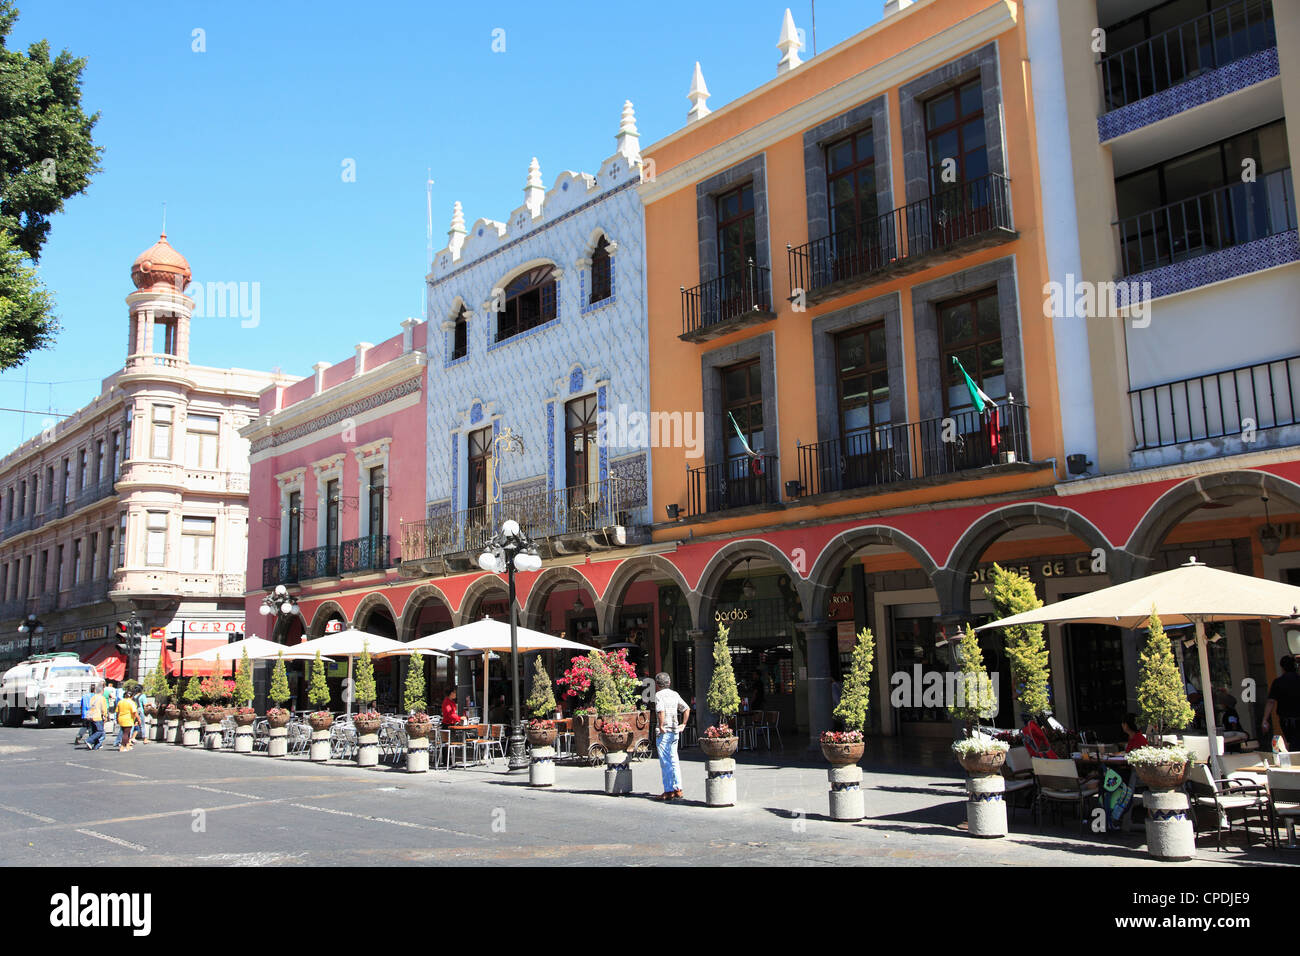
[64,580,109,609]
[1099,0,1275,113]
[686,454,780,517]
[340,534,391,575]
[787,173,1014,304]
[1130,354,1299,451]
[297,545,339,582]
[72,479,115,514]
[400,476,646,573]
[1116,168,1296,277]
[680,260,775,342]
[262,552,299,590]
[796,402,1031,498]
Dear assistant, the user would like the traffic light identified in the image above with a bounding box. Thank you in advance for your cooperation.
[116,621,130,655]
[166,635,178,652]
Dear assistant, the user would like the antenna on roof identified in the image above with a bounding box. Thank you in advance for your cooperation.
[426,170,435,268]
[161,201,167,235]
[810,0,816,56]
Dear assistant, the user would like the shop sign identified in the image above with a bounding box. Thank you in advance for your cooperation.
[969,554,1106,584]
[828,592,854,621]
[151,628,166,640]
[836,621,856,652]
[82,625,107,642]
[61,630,79,645]
[184,621,242,633]
[325,620,344,634]
[713,608,751,624]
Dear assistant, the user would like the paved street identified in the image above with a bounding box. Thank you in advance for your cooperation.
[0,725,1290,867]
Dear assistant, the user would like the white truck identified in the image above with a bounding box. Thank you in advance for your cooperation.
[0,652,103,727]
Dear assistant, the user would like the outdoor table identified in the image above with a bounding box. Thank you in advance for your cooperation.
[445,723,487,766]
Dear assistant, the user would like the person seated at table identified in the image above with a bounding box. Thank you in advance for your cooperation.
[1121,714,1148,752]
[441,688,464,726]
[488,694,508,725]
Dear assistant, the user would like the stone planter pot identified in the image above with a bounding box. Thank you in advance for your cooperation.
[526,724,557,747]
[267,710,292,729]
[820,740,865,766]
[1134,761,1188,792]
[267,725,288,758]
[356,731,380,767]
[406,734,429,773]
[965,774,1007,838]
[203,722,223,750]
[828,764,864,821]
[163,717,178,744]
[309,729,331,762]
[958,750,1007,776]
[182,716,203,747]
[699,735,739,760]
[598,731,632,753]
[308,713,334,732]
[354,717,382,735]
[406,719,433,740]
[233,711,257,727]
[1145,788,1195,860]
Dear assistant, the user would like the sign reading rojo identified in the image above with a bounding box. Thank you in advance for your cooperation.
[183,621,242,633]
[828,592,854,621]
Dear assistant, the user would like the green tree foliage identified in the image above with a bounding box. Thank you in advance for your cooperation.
[182,674,202,704]
[986,563,1051,721]
[0,1,103,367]
[354,643,376,709]
[834,628,876,732]
[948,624,998,732]
[1137,609,1194,737]
[525,655,556,718]
[233,648,255,706]
[143,659,171,702]
[307,651,330,710]
[403,655,427,715]
[268,653,290,708]
[707,623,741,729]
[589,651,620,717]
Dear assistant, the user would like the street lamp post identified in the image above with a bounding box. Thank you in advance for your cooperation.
[258,585,300,641]
[17,614,45,657]
[478,519,543,771]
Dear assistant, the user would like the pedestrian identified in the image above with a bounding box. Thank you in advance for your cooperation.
[115,693,138,752]
[85,693,108,751]
[74,687,95,744]
[652,672,689,802]
[132,686,149,745]
[1262,655,1300,748]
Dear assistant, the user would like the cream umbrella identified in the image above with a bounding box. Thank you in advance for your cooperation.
[289,629,407,716]
[976,557,1300,778]
[179,636,329,663]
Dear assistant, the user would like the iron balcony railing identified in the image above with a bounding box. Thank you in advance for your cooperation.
[298,544,339,582]
[72,479,115,514]
[401,476,645,565]
[340,534,391,575]
[1130,354,1299,451]
[262,552,299,590]
[65,580,109,609]
[680,259,773,337]
[1116,168,1296,276]
[686,454,779,516]
[797,402,1031,497]
[1099,0,1275,112]
[787,173,1013,301]
[0,511,40,541]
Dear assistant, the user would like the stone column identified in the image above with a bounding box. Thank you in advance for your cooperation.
[690,629,713,730]
[705,757,736,806]
[233,723,254,754]
[965,773,1007,838]
[799,621,834,750]
[529,746,555,787]
[604,750,632,795]
[267,725,287,757]
[407,736,429,773]
[356,731,380,767]
[1145,789,1195,860]
[828,764,864,821]
[309,729,330,762]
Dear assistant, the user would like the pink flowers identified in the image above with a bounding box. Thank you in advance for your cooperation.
[703,724,734,739]
[820,729,864,744]
[528,718,554,729]
[598,718,632,735]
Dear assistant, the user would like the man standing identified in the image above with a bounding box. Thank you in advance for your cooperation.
[653,672,690,802]
[74,687,95,744]
[1262,655,1300,748]
[85,692,107,751]
[115,693,138,752]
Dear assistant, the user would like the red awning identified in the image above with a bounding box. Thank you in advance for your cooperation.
[169,636,237,678]
[83,643,126,682]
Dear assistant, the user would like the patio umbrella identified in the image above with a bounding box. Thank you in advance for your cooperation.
[179,636,329,663]
[290,629,407,716]
[976,557,1300,778]
[407,620,592,722]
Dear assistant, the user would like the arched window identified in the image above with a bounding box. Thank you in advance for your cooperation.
[451,307,468,360]
[498,265,557,342]
[589,236,612,305]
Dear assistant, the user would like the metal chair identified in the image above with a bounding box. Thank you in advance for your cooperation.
[766,710,782,749]
[442,728,471,769]
[1186,762,1269,851]
[748,710,770,750]
[1266,767,1300,849]
[474,724,506,765]
[1001,746,1036,822]
[1031,757,1100,830]
[252,718,270,752]
[220,717,236,749]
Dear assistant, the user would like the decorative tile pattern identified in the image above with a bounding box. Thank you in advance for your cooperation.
[597,385,608,484]
[1125,230,1299,302]
[450,432,459,513]
[470,402,483,425]
[569,367,584,393]
[1098,47,1279,143]
[250,375,422,453]
[546,401,555,495]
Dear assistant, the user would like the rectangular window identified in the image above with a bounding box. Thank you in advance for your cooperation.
[111,430,122,479]
[924,78,987,194]
[938,288,1005,414]
[325,480,340,551]
[827,128,878,244]
[151,405,173,460]
[565,396,598,492]
[368,465,385,539]
[78,450,88,490]
[185,413,220,470]
[722,360,765,458]
[589,236,612,305]
[49,549,57,595]
[63,458,71,503]
[72,539,83,586]
[467,427,492,512]
[287,490,302,555]
[45,466,54,507]
[117,512,127,569]
[96,439,105,484]
[146,511,167,566]
[836,322,891,441]
[124,409,132,463]
[717,183,757,277]
[105,527,115,577]
[88,531,98,581]
[452,310,468,360]
[18,480,26,517]
[181,516,215,571]
[5,487,12,522]
[38,550,48,595]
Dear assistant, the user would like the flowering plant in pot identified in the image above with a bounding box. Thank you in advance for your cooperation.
[952,736,1010,775]
[699,624,740,759]
[590,654,632,753]
[1126,744,1193,790]
[267,652,292,727]
[306,651,333,730]
[596,716,634,752]
[1134,609,1194,787]
[822,627,875,765]
[232,649,256,724]
[525,655,559,746]
[353,708,383,733]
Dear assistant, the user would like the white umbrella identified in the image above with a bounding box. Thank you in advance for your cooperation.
[290,629,407,716]
[408,620,593,723]
[976,557,1300,778]
[179,636,328,663]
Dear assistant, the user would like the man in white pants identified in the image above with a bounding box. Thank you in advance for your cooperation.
[653,672,690,802]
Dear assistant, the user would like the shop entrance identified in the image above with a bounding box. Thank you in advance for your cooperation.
[1064,621,1126,742]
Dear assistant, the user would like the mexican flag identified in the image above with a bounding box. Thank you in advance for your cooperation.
[951,356,1001,457]
[729,412,765,476]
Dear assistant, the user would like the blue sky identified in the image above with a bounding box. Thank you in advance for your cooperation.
[4,0,880,446]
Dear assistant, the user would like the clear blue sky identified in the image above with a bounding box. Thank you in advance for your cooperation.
[3,0,880,446]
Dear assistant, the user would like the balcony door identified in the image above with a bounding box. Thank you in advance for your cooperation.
[934,289,1005,474]
[924,78,990,245]
[827,129,882,282]
[287,490,301,581]
[467,427,492,545]
[565,395,599,531]
[835,323,899,489]
[716,183,757,322]
[719,360,768,509]
[325,478,340,576]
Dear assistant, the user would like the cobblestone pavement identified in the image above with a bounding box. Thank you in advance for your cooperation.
[0,726,1289,867]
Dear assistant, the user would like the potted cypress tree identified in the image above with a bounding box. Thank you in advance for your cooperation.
[181,674,204,746]
[986,564,1051,724]
[949,624,1004,773]
[231,648,257,753]
[403,655,431,737]
[525,656,558,747]
[266,652,292,758]
[592,654,630,753]
[1130,610,1194,790]
[702,624,741,807]
[823,627,875,821]
[307,652,333,762]
[144,660,172,741]
[353,643,382,767]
